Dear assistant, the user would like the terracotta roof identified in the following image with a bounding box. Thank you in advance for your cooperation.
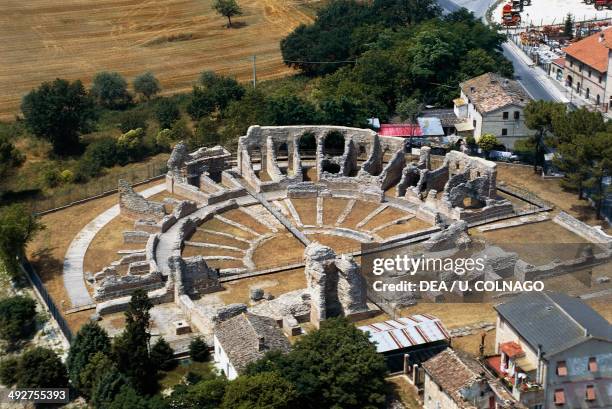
[563,28,612,73]
[422,349,485,408]
[552,57,566,67]
[215,312,291,373]
[460,72,530,113]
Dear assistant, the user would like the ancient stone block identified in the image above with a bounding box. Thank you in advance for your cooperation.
[119,179,166,221]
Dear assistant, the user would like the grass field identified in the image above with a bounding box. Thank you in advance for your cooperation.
[0,0,316,120]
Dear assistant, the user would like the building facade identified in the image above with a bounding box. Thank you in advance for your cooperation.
[491,292,612,409]
[454,73,534,149]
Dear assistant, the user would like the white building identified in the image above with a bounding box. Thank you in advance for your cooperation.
[213,312,291,380]
[454,73,534,149]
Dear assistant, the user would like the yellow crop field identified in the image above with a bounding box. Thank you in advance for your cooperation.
[0,0,315,120]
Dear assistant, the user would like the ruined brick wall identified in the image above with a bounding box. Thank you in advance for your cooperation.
[119,179,166,221]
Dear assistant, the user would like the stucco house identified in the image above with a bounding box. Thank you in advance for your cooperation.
[422,348,522,409]
[213,312,291,380]
[490,292,611,408]
[454,73,534,149]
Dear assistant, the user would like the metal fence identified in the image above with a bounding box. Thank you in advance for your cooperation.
[32,160,168,214]
[20,258,73,343]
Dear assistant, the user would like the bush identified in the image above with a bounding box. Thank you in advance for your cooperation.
[117,128,147,164]
[41,166,62,188]
[0,356,19,386]
[155,99,181,129]
[60,169,74,183]
[0,296,37,345]
[76,137,119,180]
[478,133,501,153]
[90,72,132,110]
[189,337,209,362]
[155,129,173,151]
[16,347,68,388]
[170,118,193,142]
[118,110,148,133]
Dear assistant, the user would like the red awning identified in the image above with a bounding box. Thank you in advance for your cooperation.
[378,124,422,138]
[500,341,524,358]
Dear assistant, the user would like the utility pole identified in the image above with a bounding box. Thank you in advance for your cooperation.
[252,55,257,88]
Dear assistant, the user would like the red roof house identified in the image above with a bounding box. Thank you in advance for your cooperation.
[378,124,422,138]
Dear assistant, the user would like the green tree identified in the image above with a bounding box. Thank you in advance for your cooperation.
[112,289,156,394]
[133,72,161,100]
[220,89,271,142]
[79,352,114,398]
[267,95,321,125]
[92,370,129,409]
[21,78,97,155]
[155,99,181,129]
[564,13,573,39]
[16,347,68,388]
[189,336,209,362]
[67,321,111,391]
[221,372,298,409]
[0,134,24,182]
[0,205,44,276]
[477,133,499,153]
[108,385,151,409]
[193,117,221,148]
[248,318,387,409]
[397,97,424,124]
[167,375,228,409]
[0,356,19,386]
[91,72,133,109]
[212,0,243,27]
[188,73,245,119]
[372,0,441,26]
[151,337,176,371]
[118,110,148,133]
[524,100,566,171]
[0,296,37,346]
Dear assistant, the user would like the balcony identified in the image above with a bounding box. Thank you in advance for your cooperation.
[484,355,544,406]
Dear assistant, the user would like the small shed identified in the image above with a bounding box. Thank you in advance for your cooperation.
[358,314,450,373]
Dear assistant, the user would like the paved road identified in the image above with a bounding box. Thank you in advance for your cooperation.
[438,0,562,101]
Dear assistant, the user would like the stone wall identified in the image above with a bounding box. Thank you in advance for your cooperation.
[119,179,166,221]
[169,255,222,298]
[553,212,612,248]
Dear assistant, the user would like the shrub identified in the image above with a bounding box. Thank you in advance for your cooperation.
[0,296,37,344]
[60,169,74,183]
[41,166,62,188]
[118,110,148,133]
[0,356,19,386]
[117,128,146,164]
[189,337,209,362]
[133,72,161,100]
[155,99,181,129]
[170,118,193,142]
[16,347,68,388]
[478,133,501,153]
[155,129,173,151]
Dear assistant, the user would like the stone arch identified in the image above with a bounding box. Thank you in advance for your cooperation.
[323,131,345,155]
[299,131,317,153]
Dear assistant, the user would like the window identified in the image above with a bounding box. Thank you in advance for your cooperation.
[554,389,566,405]
[557,361,567,376]
[533,405,543,409]
[589,357,598,372]
[599,75,603,84]
[514,111,520,120]
[501,128,508,136]
[588,69,592,78]
[570,59,574,68]
[503,111,509,119]
[586,385,596,401]
[473,119,476,127]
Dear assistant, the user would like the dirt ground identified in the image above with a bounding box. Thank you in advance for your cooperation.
[387,375,422,409]
[341,201,381,229]
[375,218,432,239]
[222,208,273,235]
[322,197,350,225]
[1,0,315,119]
[360,206,409,231]
[473,220,597,265]
[251,232,305,269]
[216,268,305,304]
[496,163,611,232]
[290,197,318,225]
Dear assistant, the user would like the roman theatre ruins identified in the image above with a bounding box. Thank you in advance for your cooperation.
[63,125,611,345]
